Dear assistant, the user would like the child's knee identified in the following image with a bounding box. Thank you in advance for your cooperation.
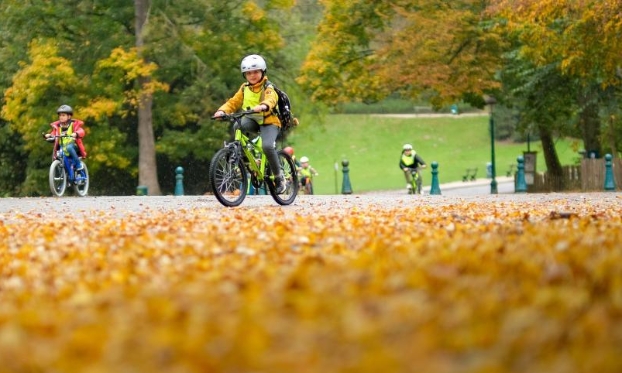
[262,143,275,154]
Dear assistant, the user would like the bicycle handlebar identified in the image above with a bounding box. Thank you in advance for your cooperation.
[42,133,76,142]
[211,109,257,121]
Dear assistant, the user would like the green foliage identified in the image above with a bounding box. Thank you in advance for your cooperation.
[0,121,27,196]
[286,114,578,194]
[157,125,229,161]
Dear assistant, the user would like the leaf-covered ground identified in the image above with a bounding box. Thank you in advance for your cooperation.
[1,195,622,373]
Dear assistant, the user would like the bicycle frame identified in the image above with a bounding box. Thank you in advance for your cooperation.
[217,110,276,184]
[408,168,422,194]
[53,136,80,183]
[210,109,298,207]
[235,128,269,182]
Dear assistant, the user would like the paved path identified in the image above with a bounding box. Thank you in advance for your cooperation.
[367,176,515,196]
[371,112,488,119]
[426,176,515,195]
[1,188,620,219]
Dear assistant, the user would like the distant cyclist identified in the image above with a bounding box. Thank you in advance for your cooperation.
[44,104,87,171]
[399,143,426,194]
[298,156,318,194]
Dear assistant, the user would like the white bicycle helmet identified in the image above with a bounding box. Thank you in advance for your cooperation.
[241,54,267,74]
[300,156,309,163]
[403,144,413,150]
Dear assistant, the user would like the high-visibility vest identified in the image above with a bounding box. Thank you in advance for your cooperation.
[59,123,76,151]
[243,86,264,124]
[401,151,417,166]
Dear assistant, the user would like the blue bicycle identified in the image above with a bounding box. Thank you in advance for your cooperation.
[46,135,90,197]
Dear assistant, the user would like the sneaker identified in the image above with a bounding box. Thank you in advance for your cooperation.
[76,162,84,171]
[275,175,287,194]
[406,183,413,190]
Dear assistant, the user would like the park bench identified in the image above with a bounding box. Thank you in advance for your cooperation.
[462,168,478,182]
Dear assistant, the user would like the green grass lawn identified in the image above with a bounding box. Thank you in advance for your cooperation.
[284,114,580,194]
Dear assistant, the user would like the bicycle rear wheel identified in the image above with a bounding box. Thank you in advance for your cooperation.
[73,162,90,197]
[49,160,67,197]
[209,147,248,207]
[266,150,298,205]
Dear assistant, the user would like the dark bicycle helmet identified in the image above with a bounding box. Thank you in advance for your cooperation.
[57,105,73,115]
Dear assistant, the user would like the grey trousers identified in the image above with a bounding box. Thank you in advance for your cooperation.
[240,117,282,177]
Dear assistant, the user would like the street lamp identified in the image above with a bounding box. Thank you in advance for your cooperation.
[485,95,498,194]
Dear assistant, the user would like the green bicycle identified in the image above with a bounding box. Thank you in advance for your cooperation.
[209,110,299,207]
[408,168,423,195]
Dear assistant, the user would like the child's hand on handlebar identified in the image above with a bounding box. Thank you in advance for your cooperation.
[213,110,226,118]
[252,104,268,112]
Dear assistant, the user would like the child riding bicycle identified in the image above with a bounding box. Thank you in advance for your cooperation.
[212,54,286,194]
[43,104,87,170]
[399,143,426,194]
[298,156,319,194]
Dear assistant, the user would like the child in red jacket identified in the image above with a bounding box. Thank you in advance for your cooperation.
[44,104,87,170]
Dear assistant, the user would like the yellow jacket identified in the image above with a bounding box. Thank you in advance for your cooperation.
[217,76,281,127]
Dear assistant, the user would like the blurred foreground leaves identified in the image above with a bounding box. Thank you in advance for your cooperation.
[1,198,622,373]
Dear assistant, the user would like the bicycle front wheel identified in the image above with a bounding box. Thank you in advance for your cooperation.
[267,150,298,205]
[73,162,90,197]
[49,160,67,197]
[414,173,422,194]
[209,147,248,207]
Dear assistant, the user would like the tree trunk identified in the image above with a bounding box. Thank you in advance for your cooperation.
[135,0,161,195]
[538,123,566,191]
[609,115,618,159]
[577,91,602,158]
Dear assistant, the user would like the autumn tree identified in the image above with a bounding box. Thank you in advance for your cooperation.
[298,0,507,108]
[500,56,578,190]
[491,0,622,158]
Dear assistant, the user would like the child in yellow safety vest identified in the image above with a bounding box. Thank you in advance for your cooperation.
[212,54,286,194]
[399,143,426,194]
[299,156,318,194]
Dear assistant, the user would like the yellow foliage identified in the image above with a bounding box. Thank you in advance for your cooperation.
[94,47,169,113]
[2,39,78,143]
[242,1,266,23]
[491,0,622,86]
[80,98,120,121]
[267,0,295,8]
[1,199,622,372]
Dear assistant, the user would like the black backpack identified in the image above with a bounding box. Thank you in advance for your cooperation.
[266,81,298,132]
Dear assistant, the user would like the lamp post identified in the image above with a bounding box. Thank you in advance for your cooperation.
[485,95,498,194]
